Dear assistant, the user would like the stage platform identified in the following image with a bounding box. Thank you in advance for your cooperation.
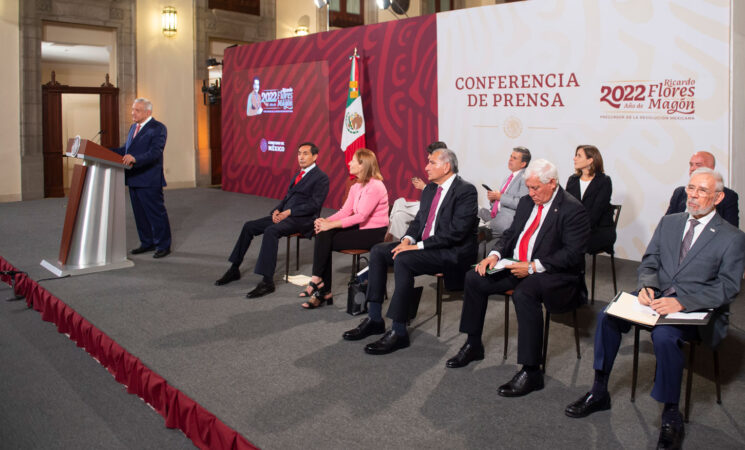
[2,187,744,449]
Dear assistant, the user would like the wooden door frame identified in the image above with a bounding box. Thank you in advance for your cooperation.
[42,74,119,197]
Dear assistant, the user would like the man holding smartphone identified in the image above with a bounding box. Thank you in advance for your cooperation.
[477,147,531,247]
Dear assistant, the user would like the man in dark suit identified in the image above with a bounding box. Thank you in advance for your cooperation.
[445,159,590,398]
[214,142,329,298]
[342,148,479,354]
[566,168,745,449]
[665,151,739,227]
[112,98,172,259]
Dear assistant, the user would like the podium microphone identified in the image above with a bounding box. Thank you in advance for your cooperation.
[91,129,105,143]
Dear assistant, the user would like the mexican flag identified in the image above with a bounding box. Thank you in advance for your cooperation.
[340,48,366,173]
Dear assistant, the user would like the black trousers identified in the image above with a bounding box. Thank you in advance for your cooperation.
[459,269,582,366]
[312,226,387,288]
[366,242,450,323]
[228,216,311,279]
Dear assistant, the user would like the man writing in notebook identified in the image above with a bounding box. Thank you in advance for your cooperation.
[565,168,745,449]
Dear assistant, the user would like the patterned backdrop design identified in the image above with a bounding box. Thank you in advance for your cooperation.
[222,16,438,208]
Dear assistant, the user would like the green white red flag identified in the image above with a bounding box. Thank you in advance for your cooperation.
[340,48,366,171]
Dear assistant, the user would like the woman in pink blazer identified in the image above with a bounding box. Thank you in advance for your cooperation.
[301,148,389,308]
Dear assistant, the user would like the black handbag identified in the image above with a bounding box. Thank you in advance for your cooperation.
[347,274,368,316]
[347,256,369,315]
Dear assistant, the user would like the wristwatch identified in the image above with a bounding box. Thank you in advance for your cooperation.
[528,262,534,275]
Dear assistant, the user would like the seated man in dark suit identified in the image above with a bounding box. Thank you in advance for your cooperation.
[566,168,745,449]
[446,159,590,399]
[666,151,739,227]
[342,148,479,354]
[214,142,329,298]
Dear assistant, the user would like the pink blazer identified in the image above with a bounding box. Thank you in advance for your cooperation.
[327,178,389,229]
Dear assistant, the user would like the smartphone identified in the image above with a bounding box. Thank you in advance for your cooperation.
[481,183,492,191]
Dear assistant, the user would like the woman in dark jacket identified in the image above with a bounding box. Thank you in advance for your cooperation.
[566,145,616,254]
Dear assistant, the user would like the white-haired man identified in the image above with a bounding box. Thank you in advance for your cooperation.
[566,168,745,449]
[111,98,172,258]
[445,159,590,399]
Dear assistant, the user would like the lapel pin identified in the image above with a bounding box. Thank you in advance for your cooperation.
[710,228,715,232]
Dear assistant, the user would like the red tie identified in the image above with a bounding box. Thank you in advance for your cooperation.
[491,173,514,218]
[518,204,543,261]
[293,170,305,186]
[133,123,141,138]
[422,186,443,240]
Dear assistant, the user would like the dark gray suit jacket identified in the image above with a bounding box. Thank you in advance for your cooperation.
[638,212,745,347]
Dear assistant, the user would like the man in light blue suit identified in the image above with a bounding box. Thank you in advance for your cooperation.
[112,98,172,258]
[565,168,745,449]
[477,147,530,250]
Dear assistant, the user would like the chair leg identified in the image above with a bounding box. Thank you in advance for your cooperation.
[591,254,597,305]
[503,295,510,360]
[713,349,721,404]
[573,309,581,359]
[631,326,640,402]
[285,236,291,283]
[436,277,443,337]
[684,343,696,423]
[610,253,617,295]
[295,235,300,271]
[541,312,550,373]
[352,254,359,276]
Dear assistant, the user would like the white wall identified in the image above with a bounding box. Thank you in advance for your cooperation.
[136,0,196,189]
[277,1,318,39]
[733,0,745,227]
[61,94,99,192]
[42,23,117,85]
[40,62,109,86]
[0,0,21,202]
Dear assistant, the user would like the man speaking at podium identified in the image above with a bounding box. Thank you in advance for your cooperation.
[112,98,172,259]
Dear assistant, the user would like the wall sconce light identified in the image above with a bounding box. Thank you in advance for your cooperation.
[295,26,310,36]
[161,6,178,37]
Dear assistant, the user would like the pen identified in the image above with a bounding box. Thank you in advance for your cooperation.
[643,285,656,299]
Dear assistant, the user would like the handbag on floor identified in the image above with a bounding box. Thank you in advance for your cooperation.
[347,257,369,315]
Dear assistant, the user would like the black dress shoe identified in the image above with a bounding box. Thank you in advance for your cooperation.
[364,330,410,355]
[131,245,155,254]
[565,392,611,418]
[342,317,386,341]
[497,369,544,397]
[446,343,485,368]
[153,248,171,258]
[657,422,684,449]
[215,267,241,286]
[246,280,275,298]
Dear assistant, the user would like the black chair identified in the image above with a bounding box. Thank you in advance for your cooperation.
[589,204,622,304]
[502,290,581,372]
[284,233,302,282]
[433,274,448,337]
[630,325,721,422]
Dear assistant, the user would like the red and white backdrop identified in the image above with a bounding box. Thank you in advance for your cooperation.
[222,15,438,209]
[437,1,731,260]
[222,1,731,261]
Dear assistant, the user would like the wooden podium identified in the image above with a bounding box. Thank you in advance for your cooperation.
[41,137,134,277]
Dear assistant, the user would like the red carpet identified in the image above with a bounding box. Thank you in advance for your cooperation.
[0,256,257,450]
